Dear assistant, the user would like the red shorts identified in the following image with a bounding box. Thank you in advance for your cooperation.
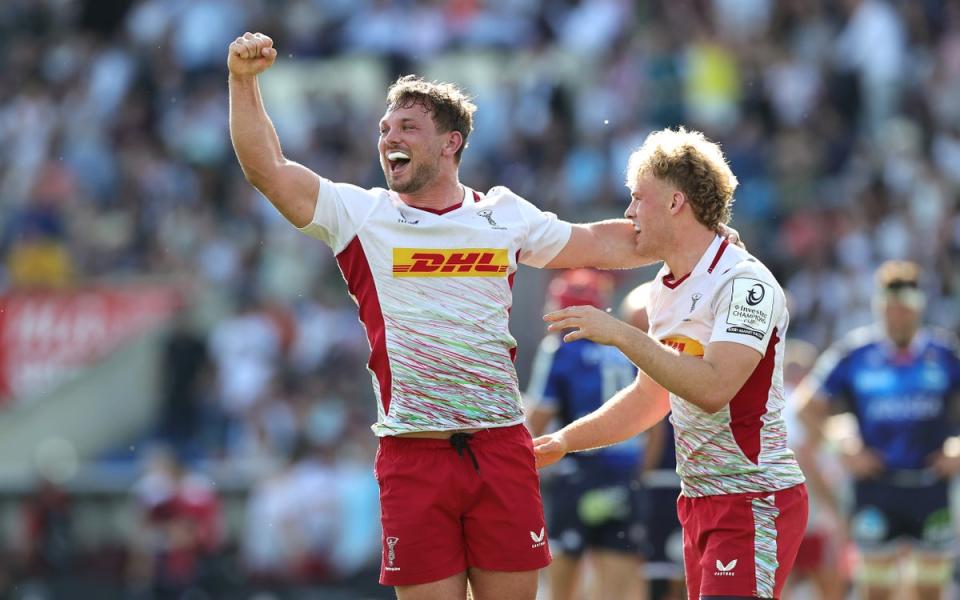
[678,483,808,599]
[375,424,551,586]
[793,530,828,572]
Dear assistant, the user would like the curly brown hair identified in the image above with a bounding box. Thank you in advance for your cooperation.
[625,128,738,229]
[386,75,476,163]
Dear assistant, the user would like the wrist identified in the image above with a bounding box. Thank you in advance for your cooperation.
[228,72,258,85]
[554,429,572,453]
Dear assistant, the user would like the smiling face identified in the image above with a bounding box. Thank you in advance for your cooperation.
[624,173,675,259]
[378,103,448,194]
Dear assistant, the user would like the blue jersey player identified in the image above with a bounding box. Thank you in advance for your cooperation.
[798,260,960,600]
[527,269,651,600]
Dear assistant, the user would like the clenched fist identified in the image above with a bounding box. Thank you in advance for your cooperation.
[228,32,278,78]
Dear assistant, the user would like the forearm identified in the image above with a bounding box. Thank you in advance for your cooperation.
[559,384,668,454]
[587,220,658,268]
[547,220,660,269]
[612,327,731,413]
[229,74,284,193]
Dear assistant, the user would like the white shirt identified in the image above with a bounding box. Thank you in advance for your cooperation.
[299,177,571,435]
[647,235,805,497]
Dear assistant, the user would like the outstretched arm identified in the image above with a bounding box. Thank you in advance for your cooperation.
[228,32,319,228]
[533,371,670,468]
[545,221,741,270]
[545,221,656,269]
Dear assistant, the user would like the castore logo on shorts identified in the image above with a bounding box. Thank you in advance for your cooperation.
[530,528,546,548]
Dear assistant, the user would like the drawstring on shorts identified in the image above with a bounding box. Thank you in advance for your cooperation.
[449,432,480,472]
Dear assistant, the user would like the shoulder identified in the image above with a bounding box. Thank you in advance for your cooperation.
[479,185,540,212]
[924,328,960,356]
[829,326,880,359]
[320,175,387,198]
[715,247,780,288]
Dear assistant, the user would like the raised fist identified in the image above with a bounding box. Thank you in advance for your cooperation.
[228,32,278,77]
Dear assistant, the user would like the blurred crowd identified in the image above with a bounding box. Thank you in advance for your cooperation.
[2,0,960,594]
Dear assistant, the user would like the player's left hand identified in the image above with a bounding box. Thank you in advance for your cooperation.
[718,223,744,250]
[533,433,569,469]
[544,305,624,346]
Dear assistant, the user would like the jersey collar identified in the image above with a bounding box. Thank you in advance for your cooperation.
[661,235,729,289]
[878,326,929,363]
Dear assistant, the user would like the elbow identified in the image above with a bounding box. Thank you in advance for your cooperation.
[696,391,734,414]
[240,163,276,193]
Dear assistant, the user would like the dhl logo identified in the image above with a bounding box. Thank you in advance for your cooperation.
[661,336,705,357]
[392,248,509,278]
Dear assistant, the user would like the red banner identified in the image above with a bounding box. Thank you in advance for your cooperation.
[0,287,181,403]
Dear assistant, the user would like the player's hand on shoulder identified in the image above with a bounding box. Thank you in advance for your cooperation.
[717,223,744,250]
[533,433,568,469]
[544,305,625,346]
[228,32,277,77]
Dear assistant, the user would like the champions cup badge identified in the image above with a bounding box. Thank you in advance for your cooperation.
[386,536,399,568]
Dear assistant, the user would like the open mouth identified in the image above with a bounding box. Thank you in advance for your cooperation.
[387,150,411,175]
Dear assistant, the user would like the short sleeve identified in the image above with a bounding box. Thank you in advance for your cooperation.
[297,176,379,253]
[525,336,566,410]
[807,342,851,402]
[708,268,783,355]
[511,192,572,268]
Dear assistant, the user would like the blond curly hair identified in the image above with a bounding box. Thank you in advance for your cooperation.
[625,128,738,229]
[386,75,476,163]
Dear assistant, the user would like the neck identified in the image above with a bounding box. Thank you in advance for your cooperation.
[398,171,463,211]
[663,225,719,279]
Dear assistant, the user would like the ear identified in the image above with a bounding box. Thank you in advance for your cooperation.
[443,131,464,158]
[670,192,686,214]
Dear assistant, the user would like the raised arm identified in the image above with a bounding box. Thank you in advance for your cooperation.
[533,371,670,468]
[228,32,319,228]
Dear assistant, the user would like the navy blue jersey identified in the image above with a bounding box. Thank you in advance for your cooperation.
[810,327,960,470]
[527,336,642,472]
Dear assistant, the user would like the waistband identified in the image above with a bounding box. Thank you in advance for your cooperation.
[873,469,944,488]
[379,423,528,450]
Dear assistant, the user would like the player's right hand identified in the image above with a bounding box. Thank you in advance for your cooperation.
[228,32,277,77]
[533,433,569,469]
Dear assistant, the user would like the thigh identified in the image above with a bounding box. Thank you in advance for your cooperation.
[376,438,468,586]
[681,485,808,599]
[849,480,947,551]
[462,426,551,572]
[467,567,538,600]
[396,571,468,600]
[546,554,582,600]
[902,482,952,550]
[590,550,645,599]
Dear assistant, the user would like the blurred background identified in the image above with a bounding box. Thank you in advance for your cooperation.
[1,0,959,598]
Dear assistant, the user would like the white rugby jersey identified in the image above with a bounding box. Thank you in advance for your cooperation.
[299,177,571,436]
[647,235,805,497]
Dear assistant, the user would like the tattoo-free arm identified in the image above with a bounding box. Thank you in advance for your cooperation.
[229,74,319,228]
[545,221,658,269]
